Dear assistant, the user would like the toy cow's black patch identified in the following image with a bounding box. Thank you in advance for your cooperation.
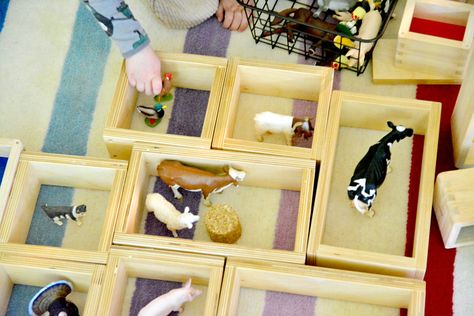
[347,121,414,214]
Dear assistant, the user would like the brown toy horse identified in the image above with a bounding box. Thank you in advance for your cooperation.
[262,8,337,54]
[157,160,246,206]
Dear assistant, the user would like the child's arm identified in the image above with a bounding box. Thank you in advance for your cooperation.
[83,0,162,95]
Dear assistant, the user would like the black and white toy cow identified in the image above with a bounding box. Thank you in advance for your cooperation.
[347,121,414,217]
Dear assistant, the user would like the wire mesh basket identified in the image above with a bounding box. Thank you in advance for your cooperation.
[238,0,397,75]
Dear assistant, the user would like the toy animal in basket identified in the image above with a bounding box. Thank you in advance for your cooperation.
[29,280,79,316]
[157,160,246,206]
[347,121,413,217]
[41,204,87,226]
[138,279,202,316]
[344,8,381,68]
[146,192,199,237]
[261,8,337,55]
[254,111,314,146]
[314,0,358,17]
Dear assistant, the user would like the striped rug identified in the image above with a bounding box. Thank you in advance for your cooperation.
[0,1,472,315]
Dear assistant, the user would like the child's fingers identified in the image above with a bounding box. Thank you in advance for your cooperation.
[216,4,224,22]
[128,77,137,88]
[151,77,163,96]
[136,81,145,93]
[238,9,249,32]
[144,81,153,96]
[223,8,234,28]
[230,10,242,31]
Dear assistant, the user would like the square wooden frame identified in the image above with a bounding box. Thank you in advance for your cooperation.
[0,152,127,264]
[99,247,224,316]
[103,52,227,160]
[218,259,425,316]
[212,57,333,161]
[433,168,474,248]
[0,252,104,316]
[0,138,23,222]
[307,91,441,279]
[396,0,474,79]
[114,143,315,264]
[452,49,474,168]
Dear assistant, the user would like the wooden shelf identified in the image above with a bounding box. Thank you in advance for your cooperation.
[0,152,127,264]
[114,143,315,265]
[307,91,441,279]
[218,259,425,316]
[212,57,333,161]
[104,52,227,160]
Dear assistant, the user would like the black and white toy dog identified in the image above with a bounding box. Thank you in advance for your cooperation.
[41,204,87,226]
[347,121,413,217]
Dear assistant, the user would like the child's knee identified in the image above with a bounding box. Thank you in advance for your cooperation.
[148,0,218,29]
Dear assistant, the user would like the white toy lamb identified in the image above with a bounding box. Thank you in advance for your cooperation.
[145,193,199,237]
[138,278,202,316]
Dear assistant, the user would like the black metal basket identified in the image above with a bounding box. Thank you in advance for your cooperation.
[238,0,397,75]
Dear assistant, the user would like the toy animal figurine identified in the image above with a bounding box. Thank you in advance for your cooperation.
[347,121,413,217]
[138,279,202,316]
[261,8,337,54]
[254,111,314,146]
[345,4,382,68]
[332,54,352,70]
[314,0,358,17]
[137,103,167,127]
[155,72,173,102]
[29,280,79,316]
[41,204,87,226]
[157,160,246,206]
[145,193,199,237]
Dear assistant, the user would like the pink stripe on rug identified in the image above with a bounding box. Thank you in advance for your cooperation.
[273,190,300,250]
[263,290,316,316]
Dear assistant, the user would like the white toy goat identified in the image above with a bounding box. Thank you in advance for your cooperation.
[145,193,199,237]
[138,279,202,316]
[254,111,313,146]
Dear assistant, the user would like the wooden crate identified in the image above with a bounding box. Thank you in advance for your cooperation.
[0,252,104,316]
[0,138,23,222]
[372,39,463,84]
[114,143,315,264]
[452,47,474,168]
[218,259,425,316]
[307,91,441,279]
[103,52,227,160]
[0,152,127,264]
[99,247,224,315]
[212,57,333,161]
[396,0,474,79]
[433,168,474,248]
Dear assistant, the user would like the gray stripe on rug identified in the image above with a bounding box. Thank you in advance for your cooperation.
[166,88,209,137]
[166,16,231,137]
[263,290,316,316]
[183,17,231,57]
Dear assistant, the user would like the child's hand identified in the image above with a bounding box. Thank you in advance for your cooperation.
[216,0,251,32]
[125,45,162,96]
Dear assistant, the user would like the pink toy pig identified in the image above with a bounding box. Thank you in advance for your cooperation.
[138,279,202,316]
